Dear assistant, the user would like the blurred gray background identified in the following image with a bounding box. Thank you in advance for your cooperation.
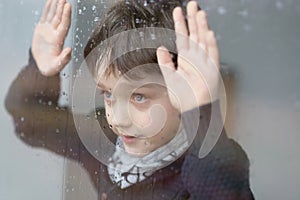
[1,0,300,199]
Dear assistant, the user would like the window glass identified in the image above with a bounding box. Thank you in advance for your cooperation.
[1,0,300,199]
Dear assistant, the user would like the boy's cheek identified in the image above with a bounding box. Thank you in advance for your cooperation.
[131,113,150,128]
[133,107,168,133]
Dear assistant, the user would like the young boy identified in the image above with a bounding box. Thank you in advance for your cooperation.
[6,0,254,199]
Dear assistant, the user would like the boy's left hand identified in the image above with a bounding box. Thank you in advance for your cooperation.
[157,1,220,112]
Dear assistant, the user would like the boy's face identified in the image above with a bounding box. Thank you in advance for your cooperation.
[97,68,181,156]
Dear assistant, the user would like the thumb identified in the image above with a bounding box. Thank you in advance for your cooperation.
[57,47,72,70]
[156,46,176,72]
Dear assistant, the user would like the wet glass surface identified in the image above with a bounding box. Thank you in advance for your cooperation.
[1,0,300,199]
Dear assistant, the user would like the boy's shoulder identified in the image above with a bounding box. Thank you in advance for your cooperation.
[181,137,253,199]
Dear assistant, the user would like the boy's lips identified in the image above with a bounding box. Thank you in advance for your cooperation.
[121,134,138,144]
[117,130,140,144]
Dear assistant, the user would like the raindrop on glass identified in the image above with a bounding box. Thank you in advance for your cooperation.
[150,33,156,40]
[217,6,227,15]
[275,1,283,10]
[243,24,252,32]
[237,10,248,17]
[33,10,39,16]
[135,18,141,24]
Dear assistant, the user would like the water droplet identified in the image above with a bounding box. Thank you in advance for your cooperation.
[78,9,82,15]
[237,10,248,17]
[92,5,96,11]
[275,1,284,10]
[150,33,156,40]
[20,117,24,122]
[139,31,144,38]
[56,129,60,133]
[217,6,227,15]
[135,18,141,24]
[33,10,39,16]
[243,24,252,32]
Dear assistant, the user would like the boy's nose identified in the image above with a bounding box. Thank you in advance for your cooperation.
[111,103,131,128]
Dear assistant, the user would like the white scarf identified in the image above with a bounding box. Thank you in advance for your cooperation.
[107,127,189,189]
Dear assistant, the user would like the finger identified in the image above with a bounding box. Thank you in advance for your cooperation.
[52,0,66,28]
[206,31,219,68]
[196,10,209,47]
[173,7,188,51]
[157,46,176,72]
[101,193,107,200]
[157,46,175,69]
[47,0,59,22]
[56,47,72,70]
[40,0,52,22]
[187,1,198,42]
[57,3,72,37]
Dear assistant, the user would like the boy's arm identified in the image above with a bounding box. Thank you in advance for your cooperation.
[6,0,73,114]
[5,49,79,158]
[4,0,79,157]
[32,0,72,76]
[160,2,253,197]
[180,102,254,200]
[157,1,221,113]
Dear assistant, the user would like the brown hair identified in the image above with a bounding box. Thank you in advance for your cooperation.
[83,0,194,80]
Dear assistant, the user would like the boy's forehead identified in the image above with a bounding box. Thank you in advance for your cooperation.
[97,72,165,90]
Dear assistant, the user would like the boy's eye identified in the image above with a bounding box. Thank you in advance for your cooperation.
[103,91,113,100]
[101,90,147,104]
[131,94,147,103]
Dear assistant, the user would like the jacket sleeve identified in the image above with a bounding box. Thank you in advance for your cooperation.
[180,101,255,200]
[4,49,80,159]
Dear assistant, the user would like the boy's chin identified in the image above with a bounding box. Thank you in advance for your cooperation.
[124,145,150,157]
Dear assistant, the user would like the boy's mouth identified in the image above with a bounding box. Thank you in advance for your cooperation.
[121,135,138,144]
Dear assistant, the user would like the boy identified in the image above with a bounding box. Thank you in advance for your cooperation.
[6,0,254,199]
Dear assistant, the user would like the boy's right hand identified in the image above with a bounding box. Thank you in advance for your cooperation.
[32,0,72,76]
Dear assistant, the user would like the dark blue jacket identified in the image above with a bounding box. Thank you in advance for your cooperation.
[5,50,254,199]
